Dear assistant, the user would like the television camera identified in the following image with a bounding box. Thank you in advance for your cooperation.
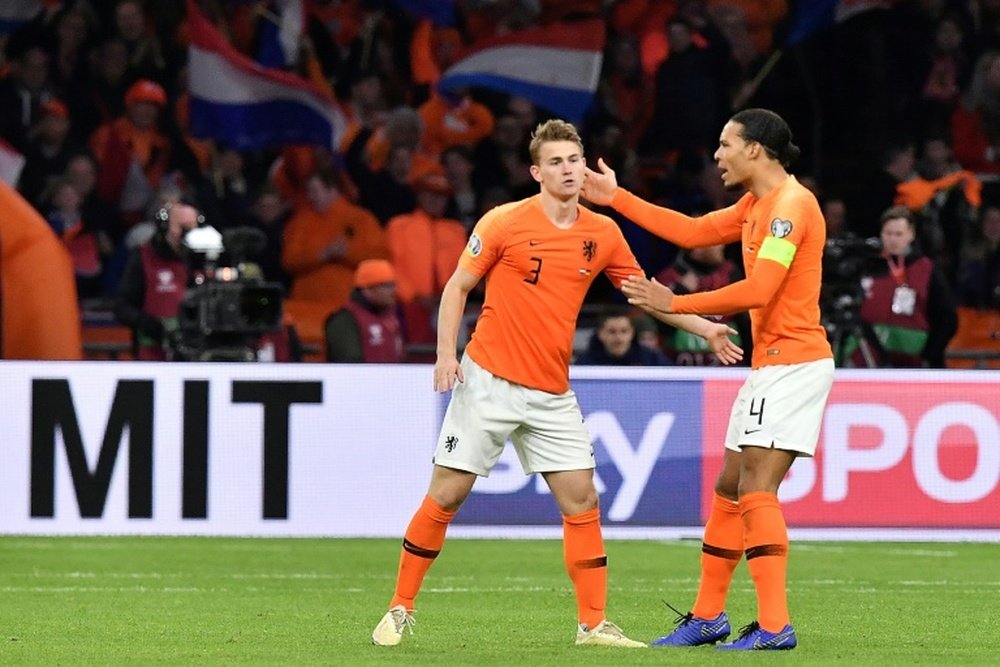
[820,235,884,367]
[168,225,284,361]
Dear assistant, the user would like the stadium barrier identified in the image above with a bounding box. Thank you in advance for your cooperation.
[1,362,997,540]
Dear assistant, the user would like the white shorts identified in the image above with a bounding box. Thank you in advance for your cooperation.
[432,355,594,476]
[725,358,834,457]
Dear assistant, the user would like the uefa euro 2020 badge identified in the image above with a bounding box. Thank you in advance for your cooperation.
[466,233,482,257]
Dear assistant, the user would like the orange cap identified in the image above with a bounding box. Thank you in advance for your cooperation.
[355,259,395,288]
[125,79,167,107]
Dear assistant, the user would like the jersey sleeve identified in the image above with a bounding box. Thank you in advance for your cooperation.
[672,192,813,316]
[671,261,787,315]
[458,207,506,277]
[599,217,643,288]
[611,188,744,247]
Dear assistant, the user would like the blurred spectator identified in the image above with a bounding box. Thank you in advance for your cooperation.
[112,0,169,85]
[244,185,292,292]
[473,112,534,198]
[951,50,1000,175]
[595,34,654,148]
[207,145,253,228]
[915,12,971,135]
[0,46,56,152]
[417,88,495,158]
[385,165,467,346]
[851,141,916,238]
[18,98,80,207]
[575,304,671,365]
[857,206,958,368]
[77,37,131,138]
[89,79,171,225]
[44,6,95,98]
[441,145,480,231]
[706,0,787,56]
[281,169,388,346]
[955,204,1000,308]
[642,15,732,158]
[632,312,663,353]
[344,125,417,225]
[900,135,980,275]
[42,177,111,300]
[338,69,388,152]
[65,152,122,240]
[325,259,405,363]
[113,198,200,360]
[822,195,852,241]
[654,243,749,365]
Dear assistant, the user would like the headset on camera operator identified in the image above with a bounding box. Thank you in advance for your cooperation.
[113,197,201,360]
[855,206,958,368]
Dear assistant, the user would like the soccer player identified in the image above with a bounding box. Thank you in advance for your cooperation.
[371,119,743,648]
[582,108,834,651]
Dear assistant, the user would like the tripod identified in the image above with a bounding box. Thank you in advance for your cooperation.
[827,319,881,368]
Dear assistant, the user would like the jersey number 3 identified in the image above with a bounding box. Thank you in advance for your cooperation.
[524,257,542,285]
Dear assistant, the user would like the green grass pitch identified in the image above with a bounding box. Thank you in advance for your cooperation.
[2,536,998,665]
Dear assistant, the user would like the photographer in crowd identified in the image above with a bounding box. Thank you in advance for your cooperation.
[113,196,199,360]
[857,206,958,368]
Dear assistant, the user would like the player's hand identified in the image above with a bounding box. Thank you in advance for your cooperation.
[581,157,618,206]
[622,274,674,313]
[433,354,464,392]
[704,323,744,365]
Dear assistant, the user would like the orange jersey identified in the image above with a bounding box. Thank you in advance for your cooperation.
[612,176,832,368]
[460,195,641,393]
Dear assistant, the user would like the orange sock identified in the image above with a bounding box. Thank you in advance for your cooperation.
[390,495,455,611]
[740,491,789,632]
[562,507,607,630]
[691,493,743,619]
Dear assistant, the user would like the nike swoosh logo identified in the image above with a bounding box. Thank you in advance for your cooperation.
[752,629,795,648]
[701,619,728,636]
[743,428,761,435]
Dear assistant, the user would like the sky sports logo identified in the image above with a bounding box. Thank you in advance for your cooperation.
[455,379,705,526]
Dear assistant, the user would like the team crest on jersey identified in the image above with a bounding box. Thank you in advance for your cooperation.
[770,218,793,238]
[582,239,597,262]
[466,233,483,256]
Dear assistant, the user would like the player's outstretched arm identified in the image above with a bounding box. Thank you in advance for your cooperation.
[434,267,479,392]
[620,275,743,364]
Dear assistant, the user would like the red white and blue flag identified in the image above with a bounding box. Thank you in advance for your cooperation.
[438,19,605,122]
[186,0,345,151]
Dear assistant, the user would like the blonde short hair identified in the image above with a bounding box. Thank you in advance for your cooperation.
[528,119,583,165]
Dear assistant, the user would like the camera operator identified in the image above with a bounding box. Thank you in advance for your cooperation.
[857,206,958,368]
[113,198,200,360]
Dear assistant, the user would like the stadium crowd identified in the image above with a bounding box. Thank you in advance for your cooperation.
[0,0,998,366]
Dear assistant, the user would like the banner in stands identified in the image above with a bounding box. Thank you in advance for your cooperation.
[0,362,997,537]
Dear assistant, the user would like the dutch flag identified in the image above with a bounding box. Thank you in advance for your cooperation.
[438,19,605,122]
[186,0,345,151]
